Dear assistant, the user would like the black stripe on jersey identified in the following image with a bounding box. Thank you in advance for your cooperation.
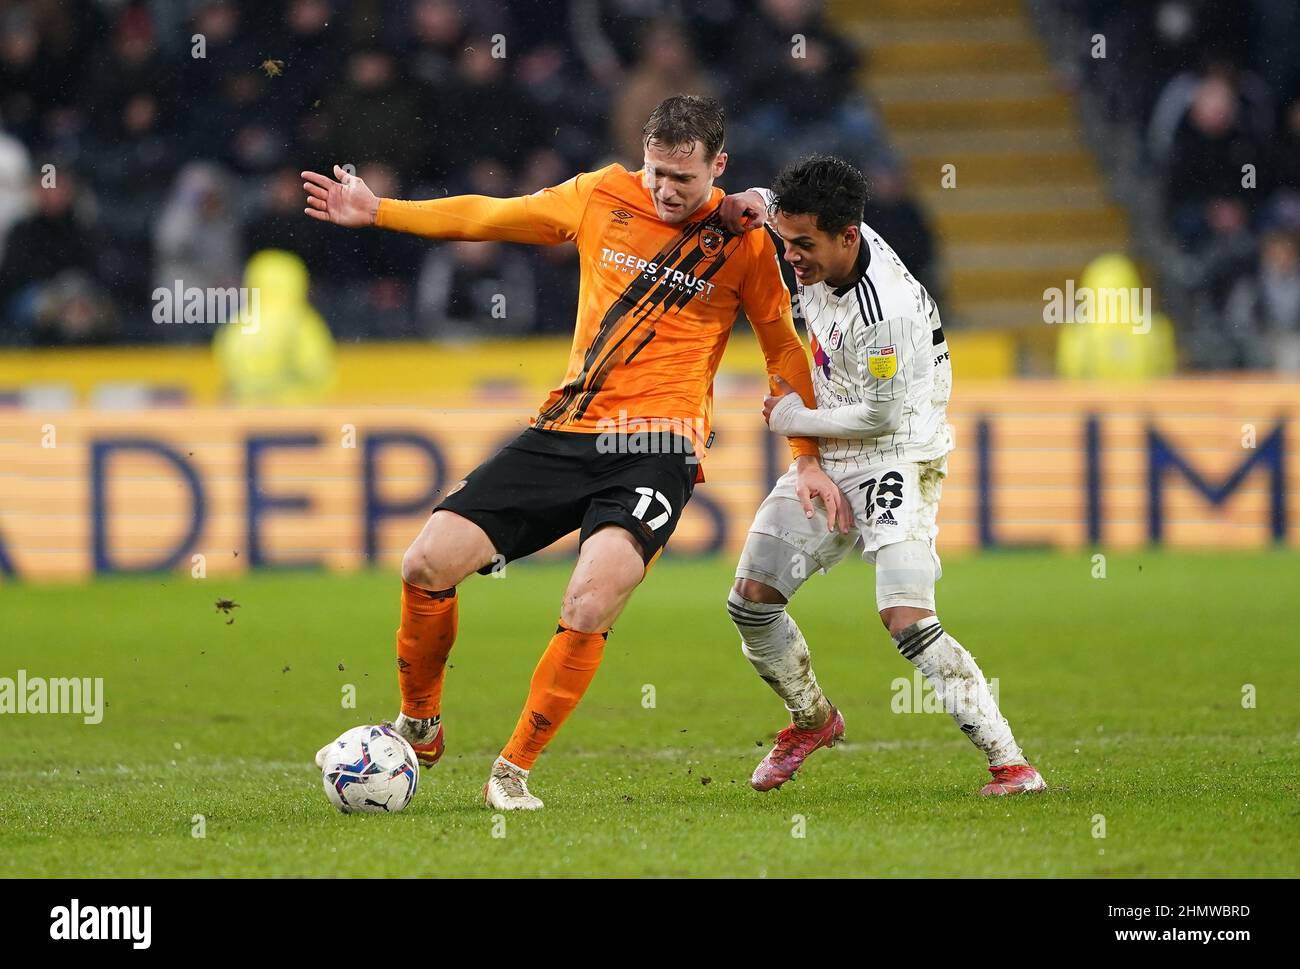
[932,325,945,346]
[863,275,884,321]
[622,326,657,367]
[853,282,876,327]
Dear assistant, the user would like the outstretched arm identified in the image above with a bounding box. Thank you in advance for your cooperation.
[302,164,608,245]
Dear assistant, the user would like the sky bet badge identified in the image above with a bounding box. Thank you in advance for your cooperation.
[868,344,897,379]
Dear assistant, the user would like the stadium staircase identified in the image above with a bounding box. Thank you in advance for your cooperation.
[828,0,1131,371]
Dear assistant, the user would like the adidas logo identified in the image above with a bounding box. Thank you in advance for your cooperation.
[875,509,898,526]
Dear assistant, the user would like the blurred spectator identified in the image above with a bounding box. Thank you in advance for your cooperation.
[83,6,176,158]
[402,0,469,90]
[568,0,734,87]
[325,49,430,183]
[0,129,33,264]
[1147,60,1273,168]
[425,45,537,180]
[861,159,940,302]
[25,269,119,346]
[728,0,879,186]
[214,249,336,403]
[513,35,606,167]
[0,168,114,344]
[1163,75,1266,248]
[0,8,49,143]
[154,162,243,322]
[1225,227,1300,372]
[278,0,343,114]
[316,161,423,340]
[245,166,327,273]
[611,21,717,166]
[1269,95,1300,199]
[417,240,536,338]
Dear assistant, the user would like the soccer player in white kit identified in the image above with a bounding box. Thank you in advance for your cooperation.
[720,156,1046,796]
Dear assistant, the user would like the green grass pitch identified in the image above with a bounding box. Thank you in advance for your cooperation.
[1,549,1297,877]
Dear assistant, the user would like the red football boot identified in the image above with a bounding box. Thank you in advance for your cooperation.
[751,707,845,791]
[979,763,1047,796]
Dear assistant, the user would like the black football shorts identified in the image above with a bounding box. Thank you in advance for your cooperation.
[435,427,697,572]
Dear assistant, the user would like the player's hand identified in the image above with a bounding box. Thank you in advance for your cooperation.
[762,374,800,424]
[302,165,380,228]
[720,190,769,234]
[794,455,854,533]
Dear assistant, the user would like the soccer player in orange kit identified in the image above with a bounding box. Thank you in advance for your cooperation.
[304,95,850,809]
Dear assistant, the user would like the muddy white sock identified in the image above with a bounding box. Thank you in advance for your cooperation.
[893,616,1025,767]
[728,589,831,730]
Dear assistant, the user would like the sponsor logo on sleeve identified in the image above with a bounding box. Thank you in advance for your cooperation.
[867,344,897,379]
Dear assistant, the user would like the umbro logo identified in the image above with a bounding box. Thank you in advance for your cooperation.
[528,711,552,730]
[610,208,634,224]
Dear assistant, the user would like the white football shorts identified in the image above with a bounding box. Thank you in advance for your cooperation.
[734,455,947,608]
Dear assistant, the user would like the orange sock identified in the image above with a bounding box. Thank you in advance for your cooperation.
[500,622,608,770]
[396,580,458,719]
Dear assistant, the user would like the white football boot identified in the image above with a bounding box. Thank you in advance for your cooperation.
[483,755,544,810]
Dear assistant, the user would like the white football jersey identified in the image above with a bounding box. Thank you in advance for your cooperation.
[789,221,954,470]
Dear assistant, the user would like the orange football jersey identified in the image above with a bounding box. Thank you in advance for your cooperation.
[376,163,817,475]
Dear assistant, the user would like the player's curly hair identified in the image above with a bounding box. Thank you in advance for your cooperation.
[642,95,726,158]
[771,154,869,232]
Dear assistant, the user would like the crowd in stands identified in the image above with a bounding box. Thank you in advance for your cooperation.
[0,0,917,347]
[1064,0,1300,370]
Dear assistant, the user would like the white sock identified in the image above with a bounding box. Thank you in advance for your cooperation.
[893,616,1026,767]
[728,589,831,730]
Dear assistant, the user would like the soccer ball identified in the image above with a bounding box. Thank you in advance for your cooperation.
[320,723,419,814]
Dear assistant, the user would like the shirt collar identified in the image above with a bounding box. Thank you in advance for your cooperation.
[831,231,870,297]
